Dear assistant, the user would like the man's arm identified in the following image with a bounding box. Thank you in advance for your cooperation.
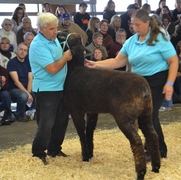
[27,72,33,93]
[45,49,72,74]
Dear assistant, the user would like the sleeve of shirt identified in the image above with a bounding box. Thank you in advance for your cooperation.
[158,35,177,60]
[7,59,16,72]
[120,39,129,56]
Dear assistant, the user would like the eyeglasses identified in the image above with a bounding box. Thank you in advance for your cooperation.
[4,24,12,26]
[18,48,28,52]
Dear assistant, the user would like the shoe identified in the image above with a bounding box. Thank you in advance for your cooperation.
[161,151,167,158]
[39,157,49,165]
[159,106,172,112]
[16,117,29,122]
[47,151,68,158]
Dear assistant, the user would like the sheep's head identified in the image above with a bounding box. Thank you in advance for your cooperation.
[57,31,85,72]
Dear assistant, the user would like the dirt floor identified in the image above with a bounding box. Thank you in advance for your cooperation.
[0,103,181,151]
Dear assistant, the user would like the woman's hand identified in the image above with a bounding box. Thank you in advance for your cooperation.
[0,76,6,86]
[163,84,174,100]
[85,59,97,69]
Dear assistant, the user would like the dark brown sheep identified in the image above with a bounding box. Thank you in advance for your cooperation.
[57,32,161,180]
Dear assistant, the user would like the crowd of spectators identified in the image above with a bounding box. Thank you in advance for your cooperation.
[0,0,181,125]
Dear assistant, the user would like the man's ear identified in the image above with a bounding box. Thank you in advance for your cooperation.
[39,26,44,33]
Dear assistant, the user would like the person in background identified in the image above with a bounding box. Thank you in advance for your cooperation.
[85,9,178,160]
[7,42,34,122]
[103,0,117,23]
[29,12,72,165]
[0,18,17,52]
[171,25,181,48]
[18,2,28,17]
[120,4,139,39]
[11,6,24,35]
[16,17,36,45]
[99,19,114,52]
[172,0,181,24]
[86,17,100,45]
[162,14,175,39]
[73,2,90,31]
[23,32,35,47]
[0,37,16,68]
[108,29,127,71]
[91,46,107,61]
[108,28,126,58]
[0,65,14,124]
[59,12,88,46]
[55,5,67,24]
[108,15,121,41]
[141,3,151,14]
[160,6,174,22]
[155,0,166,15]
[42,2,53,13]
[85,32,108,58]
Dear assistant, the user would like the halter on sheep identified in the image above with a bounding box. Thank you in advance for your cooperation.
[57,32,161,180]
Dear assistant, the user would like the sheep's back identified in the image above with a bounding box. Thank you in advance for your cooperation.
[64,67,152,114]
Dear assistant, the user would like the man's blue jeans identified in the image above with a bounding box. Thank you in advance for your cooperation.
[9,88,28,118]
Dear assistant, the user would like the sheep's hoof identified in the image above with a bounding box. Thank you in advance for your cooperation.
[82,157,89,162]
[152,167,159,173]
[137,170,146,180]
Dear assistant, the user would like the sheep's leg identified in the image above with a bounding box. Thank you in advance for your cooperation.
[138,116,160,173]
[86,113,98,159]
[71,112,89,161]
[114,116,146,180]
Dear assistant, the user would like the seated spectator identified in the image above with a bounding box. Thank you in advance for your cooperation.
[73,2,90,31]
[55,5,67,24]
[0,65,14,124]
[86,17,100,45]
[42,2,53,13]
[17,17,36,45]
[99,19,114,52]
[107,15,121,41]
[171,25,181,48]
[91,46,107,61]
[85,32,108,58]
[141,3,151,14]
[160,6,174,22]
[23,32,35,47]
[0,18,17,52]
[58,12,88,46]
[155,0,166,15]
[120,4,138,39]
[18,2,28,17]
[11,6,24,35]
[103,0,117,23]
[172,0,181,24]
[0,37,16,68]
[162,14,175,38]
[7,42,35,122]
[108,29,127,71]
[108,28,126,58]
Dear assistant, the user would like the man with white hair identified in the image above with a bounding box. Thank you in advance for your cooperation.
[29,12,72,165]
[23,32,35,47]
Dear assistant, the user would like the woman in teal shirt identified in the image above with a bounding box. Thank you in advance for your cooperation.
[86,9,178,160]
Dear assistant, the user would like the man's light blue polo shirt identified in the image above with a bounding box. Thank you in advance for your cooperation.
[120,28,176,76]
[29,33,67,92]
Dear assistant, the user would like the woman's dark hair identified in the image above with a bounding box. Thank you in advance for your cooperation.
[100,19,109,27]
[55,5,67,18]
[162,14,171,22]
[12,7,24,24]
[132,9,167,46]
[104,0,115,11]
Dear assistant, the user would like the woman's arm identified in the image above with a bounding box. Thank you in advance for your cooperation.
[85,52,128,70]
[163,55,179,100]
